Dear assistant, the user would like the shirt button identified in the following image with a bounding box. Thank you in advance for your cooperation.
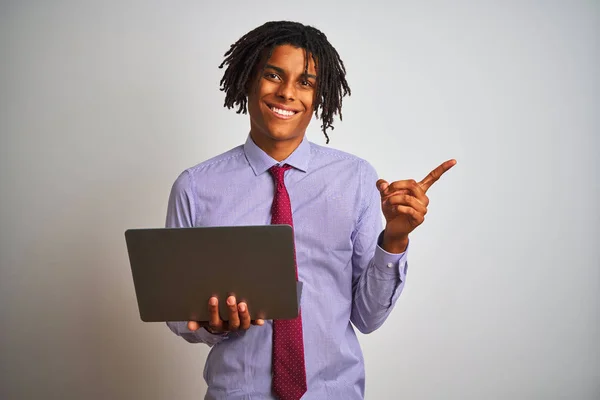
[387,262,394,268]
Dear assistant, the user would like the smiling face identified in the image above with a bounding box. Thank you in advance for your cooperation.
[247,44,317,160]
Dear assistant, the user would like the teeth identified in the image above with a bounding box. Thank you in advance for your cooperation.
[271,106,295,116]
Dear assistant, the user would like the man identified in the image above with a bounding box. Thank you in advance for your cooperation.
[166,21,455,400]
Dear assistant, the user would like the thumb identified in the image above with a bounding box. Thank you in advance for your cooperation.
[376,179,389,194]
[187,321,200,331]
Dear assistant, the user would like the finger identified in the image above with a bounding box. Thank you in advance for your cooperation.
[376,179,389,198]
[381,180,428,205]
[187,321,200,331]
[252,319,265,326]
[227,296,240,331]
[208,296,223,332]
[238,302,251,330]
[394,205,425,226]
[385,193,428,215]
[381,179,416,198]
[419,159,456,192]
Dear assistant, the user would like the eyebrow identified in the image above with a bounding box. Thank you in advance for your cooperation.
[265,64,317,80]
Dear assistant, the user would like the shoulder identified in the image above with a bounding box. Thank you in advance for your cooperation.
[171,145,246,191]
[308,141,378,178]
[186,145,246,176]
[308,141,379,215]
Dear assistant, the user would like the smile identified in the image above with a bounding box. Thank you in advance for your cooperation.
[267,104,299,120]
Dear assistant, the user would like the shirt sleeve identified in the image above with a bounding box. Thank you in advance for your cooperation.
[350,161,409,334]
[164,170,228,346]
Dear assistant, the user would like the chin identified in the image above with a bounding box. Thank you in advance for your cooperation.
[264,125,303,141]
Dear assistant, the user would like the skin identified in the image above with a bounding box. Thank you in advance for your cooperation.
[188,44,456,334]
[378,159,457,253]
[246,44,318,162]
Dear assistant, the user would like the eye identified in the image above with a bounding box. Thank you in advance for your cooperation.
[299,79,314,87]
[264,73,281,81]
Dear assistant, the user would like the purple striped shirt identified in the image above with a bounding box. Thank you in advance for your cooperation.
[166,135,408,399]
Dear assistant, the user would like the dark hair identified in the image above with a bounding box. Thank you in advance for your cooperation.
[218,21,351,144]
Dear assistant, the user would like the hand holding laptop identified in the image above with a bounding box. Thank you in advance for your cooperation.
[188,295,265,333]
[125,226,300,324]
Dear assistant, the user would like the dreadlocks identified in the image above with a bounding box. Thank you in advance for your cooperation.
[218,21,351,144]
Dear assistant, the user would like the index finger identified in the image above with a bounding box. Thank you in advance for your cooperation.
[419,159,456,192]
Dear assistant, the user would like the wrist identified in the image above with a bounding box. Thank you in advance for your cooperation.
[382,232,409,254]
[204,326,226,335]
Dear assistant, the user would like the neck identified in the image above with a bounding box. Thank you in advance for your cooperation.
[249,132,304,162]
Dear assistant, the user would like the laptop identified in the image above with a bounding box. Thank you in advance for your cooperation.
[124,225,300,322]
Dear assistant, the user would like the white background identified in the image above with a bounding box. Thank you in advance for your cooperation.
[1,1,598,399]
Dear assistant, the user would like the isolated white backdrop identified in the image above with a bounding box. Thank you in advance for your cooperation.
[1,1,598,399]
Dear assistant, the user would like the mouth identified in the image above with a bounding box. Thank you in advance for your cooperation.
[266,103,300,120]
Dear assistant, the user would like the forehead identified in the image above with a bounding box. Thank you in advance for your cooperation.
[262,44,317,75]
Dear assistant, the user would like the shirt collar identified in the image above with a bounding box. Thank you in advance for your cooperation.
[243,134,310,176]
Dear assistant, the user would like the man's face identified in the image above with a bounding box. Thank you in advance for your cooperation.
[247,44,317,150]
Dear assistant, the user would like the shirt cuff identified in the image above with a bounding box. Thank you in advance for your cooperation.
[374,231,409,278]
[169,321,228,346]
[193,326,228,345]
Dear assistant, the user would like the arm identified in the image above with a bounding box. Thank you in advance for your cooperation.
[351,158,457,333]
[350,161,409,334]
[164,170,228,346]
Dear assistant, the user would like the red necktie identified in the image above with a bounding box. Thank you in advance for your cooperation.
[269,164,307,400]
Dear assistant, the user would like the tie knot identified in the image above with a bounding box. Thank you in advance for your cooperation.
[269,164,292,184]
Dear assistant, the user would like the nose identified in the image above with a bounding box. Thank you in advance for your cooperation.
[276,80,295,101]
